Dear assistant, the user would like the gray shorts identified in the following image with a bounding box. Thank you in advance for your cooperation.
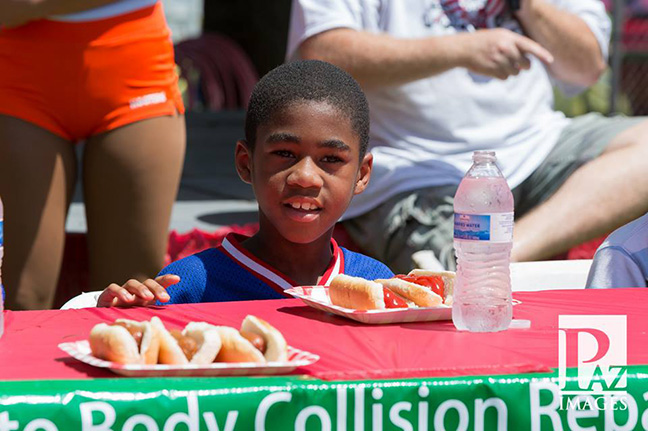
[343,113,645,273]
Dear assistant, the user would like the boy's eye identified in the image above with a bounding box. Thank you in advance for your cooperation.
[272,150,295,158]
[322,155,344,163]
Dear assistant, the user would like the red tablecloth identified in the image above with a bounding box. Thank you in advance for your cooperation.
[1,289,647,381]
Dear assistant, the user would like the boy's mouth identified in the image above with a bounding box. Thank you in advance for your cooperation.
[283,199,323,222]
[286,202,322,212]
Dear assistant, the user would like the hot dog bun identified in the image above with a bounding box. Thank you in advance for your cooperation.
[375,277,444,307]
[329,274,386,310]
[89,319,159,365]
[240,315,288,362]
[215,326,266,363]
[153,317,222,365]
[407,269,455,305]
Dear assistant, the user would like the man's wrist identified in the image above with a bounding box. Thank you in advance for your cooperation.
[441,32,474,70]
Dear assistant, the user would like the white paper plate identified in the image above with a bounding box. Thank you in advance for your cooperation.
[59,340,319,377]
[285,286,453,324]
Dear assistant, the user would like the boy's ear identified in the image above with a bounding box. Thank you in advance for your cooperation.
[353,153,373,195]
[234,140,253,184]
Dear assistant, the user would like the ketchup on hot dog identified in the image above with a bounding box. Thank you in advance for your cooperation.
[394,274,444,297]
[112,322,144,349]
[382,287,408,309]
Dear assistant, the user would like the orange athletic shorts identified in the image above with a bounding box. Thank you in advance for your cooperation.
[0,2,185,142]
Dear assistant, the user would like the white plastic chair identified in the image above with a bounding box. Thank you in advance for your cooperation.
[412,250,591,291]
[60,291,102,310]
[510,260,592,291]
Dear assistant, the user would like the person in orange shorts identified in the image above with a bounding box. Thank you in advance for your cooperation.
[0,0,186,309]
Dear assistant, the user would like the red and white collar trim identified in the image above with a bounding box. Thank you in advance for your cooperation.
[320,239,344,286]
[219,233,345,294]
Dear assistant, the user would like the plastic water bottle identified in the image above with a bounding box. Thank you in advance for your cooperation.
[0,196,4,339]
[452,151,514,332]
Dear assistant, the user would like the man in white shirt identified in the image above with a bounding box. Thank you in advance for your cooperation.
[586,213,648,288]
[287,0,648,273]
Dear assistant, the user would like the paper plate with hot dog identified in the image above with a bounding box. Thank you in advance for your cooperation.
[59,315,319,377]
[285,270,457,324]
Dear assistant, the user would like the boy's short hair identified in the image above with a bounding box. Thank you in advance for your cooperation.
[245,60,370,157]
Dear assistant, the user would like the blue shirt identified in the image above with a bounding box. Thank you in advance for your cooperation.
[157,233,394,304]
[586,212,648,288]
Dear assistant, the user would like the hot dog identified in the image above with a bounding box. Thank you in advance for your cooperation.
[240,315,288,362]
[153,317,222,365]
[328,274,411,310]
[406,269,455,305]
[329,270,455,310]
[212,315,288,363]
[89,316,288,365]
[377,270,454,307]
[89,318,160,365]
[214,326,267,363]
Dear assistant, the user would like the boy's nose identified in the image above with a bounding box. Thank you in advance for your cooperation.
[286,158,324,189]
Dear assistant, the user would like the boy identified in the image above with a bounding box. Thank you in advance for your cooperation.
[586,212,648,288]
[97,60,394,307]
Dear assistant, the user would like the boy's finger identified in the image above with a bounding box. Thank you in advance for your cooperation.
[97,284,131,307]
[155,274,181,288]
[109,283,135,302]
[123,279,155,300]
[116,289,136,303]
[143,279,171,302]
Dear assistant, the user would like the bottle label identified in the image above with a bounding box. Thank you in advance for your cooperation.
[454,212,514,242]
[0,219,3,247]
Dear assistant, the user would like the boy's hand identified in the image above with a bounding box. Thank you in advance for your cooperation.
[96,275,180,307]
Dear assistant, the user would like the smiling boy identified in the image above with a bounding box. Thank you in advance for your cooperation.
[97,60,394,307]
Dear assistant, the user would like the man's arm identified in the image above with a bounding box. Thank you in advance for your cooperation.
[585,247,647,288]
[1,0,121,27]
[515,0,607,86]
[299,27,553,88]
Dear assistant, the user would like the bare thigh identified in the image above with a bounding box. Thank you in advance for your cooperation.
[0,115,76,310]
[602,117,648,153]
[83,115,186,291]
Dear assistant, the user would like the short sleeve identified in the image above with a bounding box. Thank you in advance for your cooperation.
[286,0,365,61]
[550,0,611,95]
[156,254,209,304]
[341,248,395,280]
[558,0,610,58]
[368,261,396,279]
[585,246,647,288]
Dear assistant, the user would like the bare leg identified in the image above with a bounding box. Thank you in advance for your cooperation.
[0,116,76,310]
[512,119,648,261]
[83,115,185,292]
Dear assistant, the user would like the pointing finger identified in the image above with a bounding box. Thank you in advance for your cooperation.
[516,37,554,65]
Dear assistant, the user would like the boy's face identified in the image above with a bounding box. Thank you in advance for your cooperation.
[235,100,372,244]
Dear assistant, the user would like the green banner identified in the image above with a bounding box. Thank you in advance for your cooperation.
[1,366,647,430]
